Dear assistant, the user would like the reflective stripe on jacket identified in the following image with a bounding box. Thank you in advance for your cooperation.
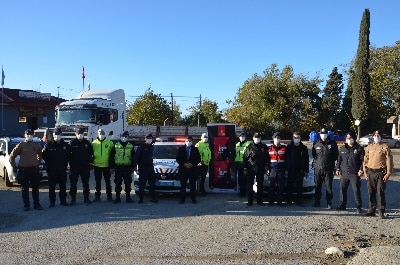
[92,138,113,168]
[114,142,134,165]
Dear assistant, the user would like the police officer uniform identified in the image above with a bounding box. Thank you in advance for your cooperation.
[235,133,251,197]
[195,133,211,196]
[335,132,364,213]
[69,127,93,205]
[243,133,269,206]
[363,130,394,219]
[42,128,71,207]
[110,131,135,203]
[132,133,158,203]
[9,129,43,211]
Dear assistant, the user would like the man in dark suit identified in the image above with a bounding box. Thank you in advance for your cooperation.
[176,135,201,204]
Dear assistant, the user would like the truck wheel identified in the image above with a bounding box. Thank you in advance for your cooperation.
[5,169,14,187]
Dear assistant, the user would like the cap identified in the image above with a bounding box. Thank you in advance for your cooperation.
[239,132,246,137]
[145,133,153,139]
[54,128,62,135]
[24,129,33,135]
[75,128,84,134]
[122,131,129,137]
[346,131,356,140]
[373,130,382,137]
[272,132,280,138]
[320,128,327,134]
[201,133,208,138]
[98,128,105,134]
[253,132,261,138]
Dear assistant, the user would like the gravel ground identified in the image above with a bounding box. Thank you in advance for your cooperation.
[1,149,400,265]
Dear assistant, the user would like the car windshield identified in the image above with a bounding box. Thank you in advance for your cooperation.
[153,145,182,159]
[57,109,96,124]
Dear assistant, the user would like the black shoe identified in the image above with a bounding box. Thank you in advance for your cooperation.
[312,202,321,207]
[179,200,185,204]
[138,198,144,203]
[70,199,76,206]
[192,199,197,204]
[356,207,363,214]
[113,198,121,204]
[277,202,284,207]
[126,197,134,203]
[34,204,43,210]
[336,204,346,211]
[60,202,69,206]
[150,198,158,203]
[269,202,274,207]
[257,201,265,206]
[238,193,246,198]
[364,209,376,217]
[93,197,101,202]
[107,197,113,202]
[379,211,385,219]
[49,202,55,208]
[84,198,92,204]
[287,201,293,206]
[199,192,206,197]
[24,206,30,211]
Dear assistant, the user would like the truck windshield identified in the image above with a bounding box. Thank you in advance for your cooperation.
[56,109,96,124]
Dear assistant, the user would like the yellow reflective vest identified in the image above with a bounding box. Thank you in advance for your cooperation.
[195,141,211,165]
[114,142,134,165]
[92,138,113,168]
[235,140,251,162]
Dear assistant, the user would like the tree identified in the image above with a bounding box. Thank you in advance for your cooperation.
[181,99,224,126]
[126,89,171,125]
[351,8,371,136]
[320,67,344,130]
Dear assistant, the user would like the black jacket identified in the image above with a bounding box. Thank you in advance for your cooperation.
[336,143,364,176]
[286,141,309,173]
[42,139,71,172]
[69,138,93,169]
[132,143,154,169]
[312,139,338,170]
[243,142,269,173]
[176,145,201,171]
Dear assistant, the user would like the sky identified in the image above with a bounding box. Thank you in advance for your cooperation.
[1,1,400,116]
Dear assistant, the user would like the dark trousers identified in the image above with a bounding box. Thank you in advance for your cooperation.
[69,166,91,199]
[48,170,67,203]
[268,167,285,204]
[339,174,362,208]
[19,167,41,207]
[287,169,304,203]
[179,168,197,201]
[246,170,264,203]
[94,166,112,198]
[138,166,156,199]
[114,165,132,196]
[314,168,334,204]
[236,162,246,196]
[197,164,208,194]
[366,169,386,211]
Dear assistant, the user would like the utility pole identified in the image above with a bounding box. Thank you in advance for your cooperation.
[197,94,202,127]
[170,93,174,125]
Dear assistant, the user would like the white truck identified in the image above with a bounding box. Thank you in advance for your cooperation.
[55,89,207,142]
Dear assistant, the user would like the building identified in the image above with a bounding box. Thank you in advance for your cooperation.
[0,88,64,136]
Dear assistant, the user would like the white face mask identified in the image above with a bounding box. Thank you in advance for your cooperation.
[202,138,208,143]
[320,134,328,141]
[346,139,354,145]
[145,138,153,144]
[185,141,193,147]
[253,137,261,144]
[373,136,381,143]
[76,134,84,140]
[98,135,105,140]
[121,137,127,142]
[25,135,34,142]
[53,135,62,141]
[273,138,280,145]
[239,136,246,142]
[293,138,300,144]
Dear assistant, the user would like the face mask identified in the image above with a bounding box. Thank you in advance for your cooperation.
[202,138,208,143]
[98,135,105,140]
[239,136,246,142]
[273,138,280,145]
[320,134,328,141]
[346,139,354,145]
[145,139,152,144]
[121,137,127,142]
[373,136,381,143]
[253,137,261,144]
[76,134,84,140]
[293,138,300,144]
[26,135,34,142]
[185,141,193,147]
[53,135,62,141]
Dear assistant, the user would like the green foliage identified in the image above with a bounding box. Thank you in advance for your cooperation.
[351,8,371,132]
[321,67,344,129]
[181,99,224,126]
[126,89,171,125]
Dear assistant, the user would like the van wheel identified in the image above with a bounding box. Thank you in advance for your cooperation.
[5,169,14,187]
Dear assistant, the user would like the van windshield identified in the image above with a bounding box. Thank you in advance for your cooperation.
[57,109,96,124]
[153,145,182,159]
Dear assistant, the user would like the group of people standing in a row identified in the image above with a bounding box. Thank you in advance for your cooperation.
[236,128,393,219]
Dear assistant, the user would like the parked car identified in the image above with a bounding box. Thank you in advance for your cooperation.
[34,127,54,143]
[133,141,193,193]
[358,134,400,148]
[253,165,316,196]
[0,137,48,187]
